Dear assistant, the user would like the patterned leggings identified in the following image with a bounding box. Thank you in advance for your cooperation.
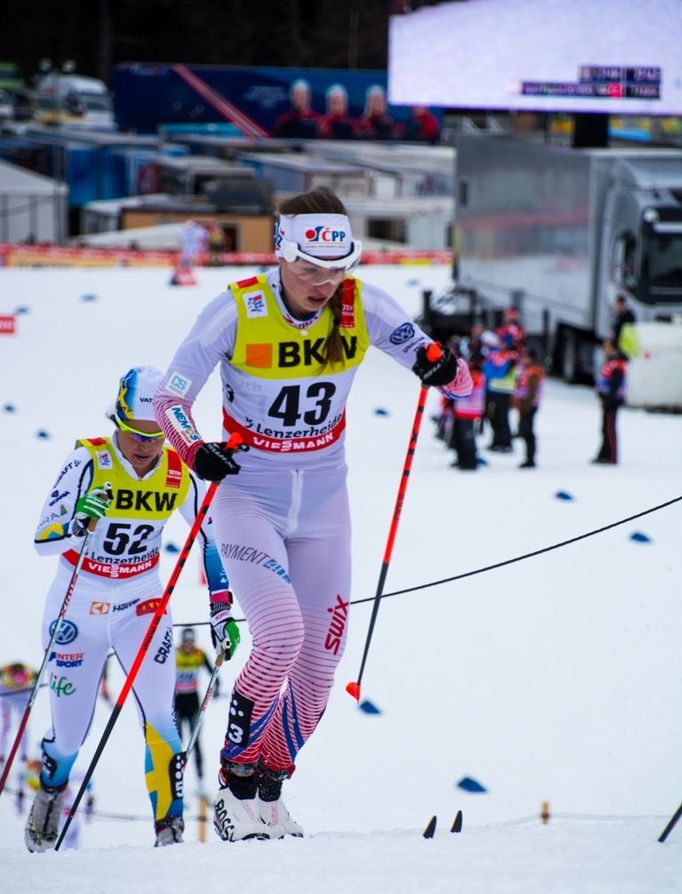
[211,461,351,775]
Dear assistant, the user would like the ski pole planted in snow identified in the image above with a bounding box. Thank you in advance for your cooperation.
[659,800,682,843]
[346,345,441,703]
[54,479,220,850]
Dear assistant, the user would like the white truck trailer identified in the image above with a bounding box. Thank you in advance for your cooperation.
[453,135,682,405]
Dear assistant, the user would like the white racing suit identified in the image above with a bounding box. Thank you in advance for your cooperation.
[34,434,229,824]
[154,269,472,776]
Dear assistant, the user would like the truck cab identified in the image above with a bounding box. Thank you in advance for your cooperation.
[600,155,682,340]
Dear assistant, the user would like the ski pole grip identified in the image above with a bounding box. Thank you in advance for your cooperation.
[426,342,443,363]
[225,432,248,452]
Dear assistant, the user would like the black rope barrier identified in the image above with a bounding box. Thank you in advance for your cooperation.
[174,495,682,629]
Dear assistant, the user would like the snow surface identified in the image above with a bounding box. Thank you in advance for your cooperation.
[1,264,681,892]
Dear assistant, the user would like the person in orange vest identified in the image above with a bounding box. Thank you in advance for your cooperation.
[512,346,545,469]
[592,339,628,464]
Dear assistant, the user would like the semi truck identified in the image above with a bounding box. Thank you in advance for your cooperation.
[452,134,682,394]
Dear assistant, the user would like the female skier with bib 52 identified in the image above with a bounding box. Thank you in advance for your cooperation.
[26,367,237,851]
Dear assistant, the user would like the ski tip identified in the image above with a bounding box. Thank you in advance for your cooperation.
[423,815,437,839]
[451,810,463,833]
[345,681,361,702]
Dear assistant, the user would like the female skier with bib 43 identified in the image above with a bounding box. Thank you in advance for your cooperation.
[153,187,472,842]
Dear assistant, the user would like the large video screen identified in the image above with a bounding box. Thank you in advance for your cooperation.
[388,0,682,115]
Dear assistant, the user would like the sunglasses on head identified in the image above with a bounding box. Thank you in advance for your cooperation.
[115,417,165,443]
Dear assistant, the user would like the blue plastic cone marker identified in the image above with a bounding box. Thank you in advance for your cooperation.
[3,403,16,413]
[359,699,382,715]
[36,430,51,440]
[456,776,487,793]
[81,294,98,302]
[373,407,390,417]
[554,490,574,501]
[164,542,180,553]
[630,531,652,544]
[14,306,30,315]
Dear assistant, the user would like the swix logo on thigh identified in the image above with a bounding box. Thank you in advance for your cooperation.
[226,690,254,747]
[324,594,350,656]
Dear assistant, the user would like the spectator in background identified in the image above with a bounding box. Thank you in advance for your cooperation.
[513,345,545,469]
[496,306,526,351]
[0,662,37,769]
[356,85,396,141]
[612,294,638,358]
[317,84,358,140]
[592,339,628,465]
[174,626,219,793]
[274,79,320,139]
[450,351,486,470]
[180,219,208,269]
[401,105,441,144]
[460,320,498,360]
[484,334,519,452]
[207,223,227,266]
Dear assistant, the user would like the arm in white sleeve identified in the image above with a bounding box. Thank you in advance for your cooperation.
[33,447,94,557]
[153,290,237,468]
[176,468,231,601]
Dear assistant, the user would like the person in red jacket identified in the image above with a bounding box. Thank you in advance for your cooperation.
[274,79,321,140]
[401,105,441,144]
[356,85,396,141]
[512,346,545,468]
[316,84,358,140]
[592,339,628,464]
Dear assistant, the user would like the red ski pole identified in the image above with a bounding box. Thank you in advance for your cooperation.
[0,515,100,798]
[346,344,441,703]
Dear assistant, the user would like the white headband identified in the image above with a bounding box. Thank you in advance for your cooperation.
[275,213,362,268]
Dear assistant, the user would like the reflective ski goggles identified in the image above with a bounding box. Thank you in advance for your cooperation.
[277,237,363,273]
[114,417,165,443]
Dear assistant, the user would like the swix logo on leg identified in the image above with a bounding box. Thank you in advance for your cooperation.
[226,690,254,747]
[324,594,350,655]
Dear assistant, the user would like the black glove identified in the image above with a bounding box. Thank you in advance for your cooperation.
[412,344,459,387]
[194,441,247,481]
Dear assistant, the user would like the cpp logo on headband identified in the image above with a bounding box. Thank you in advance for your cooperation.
[303,226,347,246]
